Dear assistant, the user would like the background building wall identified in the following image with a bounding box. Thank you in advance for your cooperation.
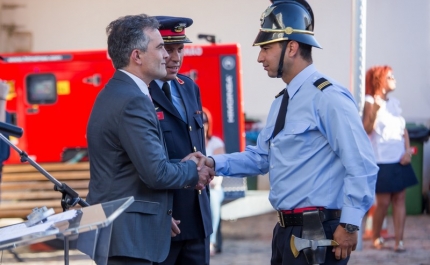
[1,0,429,124]
[1,0,430,193]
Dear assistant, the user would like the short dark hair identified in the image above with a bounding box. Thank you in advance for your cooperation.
[298,42,312,62]
[106,14,159,69]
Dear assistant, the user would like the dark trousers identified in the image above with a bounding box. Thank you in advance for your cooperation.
[154,237,209,265]
[271,219,349,265]
[108,256,152,265]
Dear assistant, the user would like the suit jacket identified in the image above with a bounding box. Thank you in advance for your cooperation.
[86,70,199,262]
[0,112,11,165]
[149,74,212,241]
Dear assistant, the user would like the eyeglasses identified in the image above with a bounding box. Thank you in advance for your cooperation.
[387,75,395,80]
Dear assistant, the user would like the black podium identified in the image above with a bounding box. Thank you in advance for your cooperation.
[0,196,134,265]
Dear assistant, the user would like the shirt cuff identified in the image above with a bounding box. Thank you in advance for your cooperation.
[208,156,216,170]
[340,206,366,227]
[211,154,227,175]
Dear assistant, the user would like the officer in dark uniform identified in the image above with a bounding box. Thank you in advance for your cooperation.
[150,16,211,265]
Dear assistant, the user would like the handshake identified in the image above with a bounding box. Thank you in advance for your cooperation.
[182,152,216,190]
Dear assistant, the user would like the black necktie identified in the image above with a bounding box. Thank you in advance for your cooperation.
[162,82,172,102]
[272,89,289,138]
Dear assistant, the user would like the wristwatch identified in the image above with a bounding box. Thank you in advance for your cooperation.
[340,223,359,233]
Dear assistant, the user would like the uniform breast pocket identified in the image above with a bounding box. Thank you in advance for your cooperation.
[281,122,315,158]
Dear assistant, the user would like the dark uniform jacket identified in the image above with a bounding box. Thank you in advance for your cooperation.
[149,74,212,241]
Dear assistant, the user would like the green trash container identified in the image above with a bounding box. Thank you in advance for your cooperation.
[246,176,258,190]
[405,124,430,215]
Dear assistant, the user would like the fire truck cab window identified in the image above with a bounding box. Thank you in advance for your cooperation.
[26,74,57,104]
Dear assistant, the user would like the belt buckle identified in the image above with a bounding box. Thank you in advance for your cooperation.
[277,211,285,228]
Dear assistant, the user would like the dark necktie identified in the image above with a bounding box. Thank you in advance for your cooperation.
[162,82,172,103]
[272,89,289,138]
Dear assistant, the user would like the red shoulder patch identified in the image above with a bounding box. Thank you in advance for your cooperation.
[176,76,184,85]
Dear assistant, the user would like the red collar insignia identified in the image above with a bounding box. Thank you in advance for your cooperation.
[176,76,184,85]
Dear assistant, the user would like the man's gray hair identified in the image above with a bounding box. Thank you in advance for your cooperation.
[106,14,159,69]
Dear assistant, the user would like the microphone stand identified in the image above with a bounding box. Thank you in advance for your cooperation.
[0,133,90,265]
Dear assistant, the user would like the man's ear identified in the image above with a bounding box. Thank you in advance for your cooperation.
[131,49,142,65]
[288,41,299,56]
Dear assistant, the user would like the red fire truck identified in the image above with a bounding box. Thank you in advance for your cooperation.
[0,43,245,164]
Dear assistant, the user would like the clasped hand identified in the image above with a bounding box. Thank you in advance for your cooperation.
[182,152,215,190]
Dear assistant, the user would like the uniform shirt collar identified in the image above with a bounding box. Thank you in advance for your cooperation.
[119,69,150,96]
[286,64,317,99]
[154,79,172,90]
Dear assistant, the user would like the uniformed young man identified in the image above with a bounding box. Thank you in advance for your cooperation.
[149,16,212,265]
[185,1,379,264]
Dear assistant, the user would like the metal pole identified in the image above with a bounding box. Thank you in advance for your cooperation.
[351,0,367,251]
[64,237,69,265]
[350,0,367,116]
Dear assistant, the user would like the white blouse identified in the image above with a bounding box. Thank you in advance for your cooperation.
[366,95,406,163]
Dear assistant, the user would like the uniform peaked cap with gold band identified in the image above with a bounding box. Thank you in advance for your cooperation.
[253,0,321,48]
[154,16,193,44]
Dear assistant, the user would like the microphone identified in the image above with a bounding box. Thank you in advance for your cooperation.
[0,121,23,138]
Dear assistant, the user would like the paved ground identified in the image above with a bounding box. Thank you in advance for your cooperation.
[1,212,429,264]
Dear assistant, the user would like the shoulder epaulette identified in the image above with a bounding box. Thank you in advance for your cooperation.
[275,89,286,98]
[176,76,185,85]
[313,78,332,91]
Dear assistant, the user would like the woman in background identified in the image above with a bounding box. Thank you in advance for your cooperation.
[362,65,418,252]
[203,108,225,256]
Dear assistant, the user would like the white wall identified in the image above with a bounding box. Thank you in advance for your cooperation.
[1,0,429,123]
[366,1,430,124]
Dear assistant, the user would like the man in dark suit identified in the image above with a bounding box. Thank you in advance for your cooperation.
[86,14,214,265]
[150,16,212,265]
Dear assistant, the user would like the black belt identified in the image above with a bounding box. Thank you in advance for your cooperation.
[277,209,341,228]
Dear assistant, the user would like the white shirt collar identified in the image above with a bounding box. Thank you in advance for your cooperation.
[119,69,150,96]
